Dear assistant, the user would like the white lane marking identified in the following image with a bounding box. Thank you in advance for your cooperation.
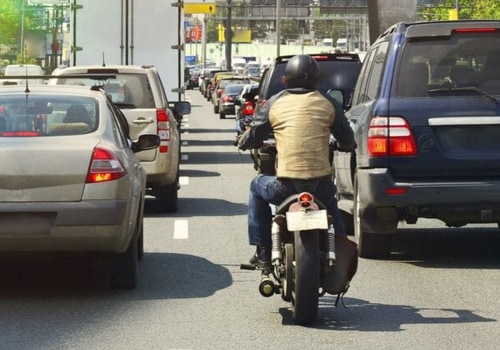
[181,154,189,161]
[179,176,189,185]
[173,219,189,239]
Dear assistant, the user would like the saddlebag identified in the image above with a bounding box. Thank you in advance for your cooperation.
[322,234,358,296]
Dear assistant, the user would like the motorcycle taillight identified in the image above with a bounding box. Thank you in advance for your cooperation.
[298,192,314,208]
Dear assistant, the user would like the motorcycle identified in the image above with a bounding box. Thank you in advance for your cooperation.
[240,138,358,325]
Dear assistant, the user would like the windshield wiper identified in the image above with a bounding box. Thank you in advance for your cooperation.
[428,87,498,105]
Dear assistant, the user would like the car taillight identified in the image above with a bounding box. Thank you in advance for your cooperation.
[368,116,417,156]
[86,147,127,183]
[157,108,170,153]
[243,102,254,115]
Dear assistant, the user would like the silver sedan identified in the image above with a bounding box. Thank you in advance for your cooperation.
[0,84,159,288]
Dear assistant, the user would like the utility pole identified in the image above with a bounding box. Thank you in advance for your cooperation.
[276,0,281,57]
[225,0,232,71]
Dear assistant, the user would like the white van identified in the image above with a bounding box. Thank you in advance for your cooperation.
[232,58,247,75]
[322,38,334,47]
[1,64,45,85]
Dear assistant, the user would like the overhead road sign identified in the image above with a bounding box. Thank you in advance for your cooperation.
[184,3,216,14]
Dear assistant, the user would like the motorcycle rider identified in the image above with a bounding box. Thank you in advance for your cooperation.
[238,54,357,272]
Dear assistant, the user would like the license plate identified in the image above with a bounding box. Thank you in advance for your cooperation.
[286,210,328,231]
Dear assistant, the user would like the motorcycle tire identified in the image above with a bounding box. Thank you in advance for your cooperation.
[292,230,320,325]
[281,243,294,302]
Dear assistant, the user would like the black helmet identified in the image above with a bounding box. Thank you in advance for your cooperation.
[284,55,320,89]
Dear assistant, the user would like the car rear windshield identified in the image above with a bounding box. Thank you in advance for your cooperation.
[55,73,154,108]
[0,95,98,137]
[397,31,500,97]
[265,60,362,99]
[224,85,244,94]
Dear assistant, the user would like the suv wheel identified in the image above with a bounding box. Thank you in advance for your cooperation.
[353,175,392,259]
[157,182,178,212]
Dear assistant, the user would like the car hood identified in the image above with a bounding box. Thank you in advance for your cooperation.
[0,137,99,202]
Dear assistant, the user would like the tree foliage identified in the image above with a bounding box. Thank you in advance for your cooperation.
[418,0,500,20]
[0,0,21,47]
[471,0,500,19]
[0,0,45,63]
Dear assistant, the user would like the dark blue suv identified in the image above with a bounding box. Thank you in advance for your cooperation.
[334,20,500,258]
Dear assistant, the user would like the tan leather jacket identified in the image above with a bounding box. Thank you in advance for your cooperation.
[269,90,334,179]
[238,88,356,179]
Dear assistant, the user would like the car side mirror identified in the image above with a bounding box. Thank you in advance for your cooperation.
[174,101,191,116]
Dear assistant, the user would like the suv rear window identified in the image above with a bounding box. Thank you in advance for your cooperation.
[397,32,500,97]
[56,73,155,108]
[262,55,362,100]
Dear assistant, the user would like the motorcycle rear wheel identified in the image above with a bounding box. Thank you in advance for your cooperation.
[281,243,294,302]
[292,230,320,325]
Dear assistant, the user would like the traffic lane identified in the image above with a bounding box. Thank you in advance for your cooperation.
[0,89,498,349]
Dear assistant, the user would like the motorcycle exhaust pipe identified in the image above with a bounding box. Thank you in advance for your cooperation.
[259,275,277,297]
[240,264,257,270]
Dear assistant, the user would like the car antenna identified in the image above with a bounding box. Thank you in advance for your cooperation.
[102,52,106,67]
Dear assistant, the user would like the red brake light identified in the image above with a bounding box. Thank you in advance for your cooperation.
[368,116,417,156]
[157,108,170,153]
[298,192,314,208]
[1,131,41,137]
[453,28,497,33]
[311,55,329,61]
[386,188,407,195]
[86,147,127,183]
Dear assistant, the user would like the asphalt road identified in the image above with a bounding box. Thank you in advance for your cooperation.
[0,89,499,350]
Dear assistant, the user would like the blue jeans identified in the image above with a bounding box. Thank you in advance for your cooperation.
[247,174,346,247]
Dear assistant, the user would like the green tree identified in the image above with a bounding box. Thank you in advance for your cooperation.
[0,0,21,47]
[417,0,500,20]
[472,0,500,19]
[0,0,44,63]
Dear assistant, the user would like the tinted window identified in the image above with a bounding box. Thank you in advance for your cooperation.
[225,85,244,94]
[265,60,362,99]
[397,32,500,97]
[56,73,154,108]
[365,42,388,100]
[0,95,98,136]
[351,48,376,105]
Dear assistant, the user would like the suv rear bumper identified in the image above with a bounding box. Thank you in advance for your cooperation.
[358,168,500,224]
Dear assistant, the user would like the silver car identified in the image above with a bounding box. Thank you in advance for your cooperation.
[50,65,191,213]
[0,84,159,288]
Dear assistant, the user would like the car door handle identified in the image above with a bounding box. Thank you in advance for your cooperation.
[133,118,154,125]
